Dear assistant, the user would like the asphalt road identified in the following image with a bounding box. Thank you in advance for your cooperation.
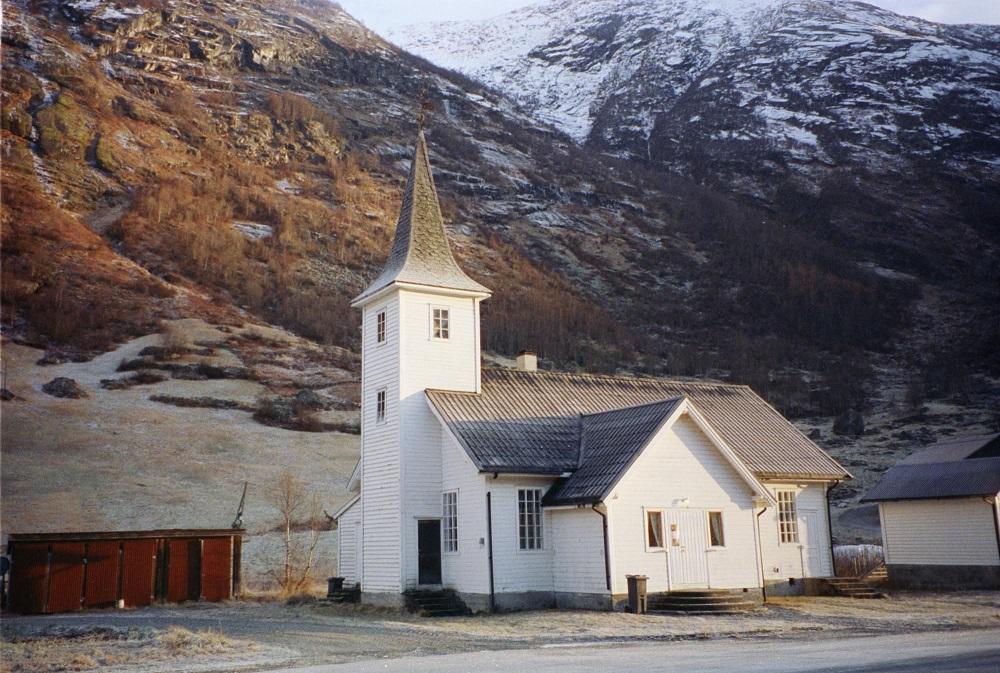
[266,629,1000,673]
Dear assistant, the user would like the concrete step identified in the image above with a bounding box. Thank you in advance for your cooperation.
[649,594,754,606]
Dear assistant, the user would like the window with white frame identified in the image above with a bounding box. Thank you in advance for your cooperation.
[646,510,664,549]
[518,488,543,550]
[432,307,450,340]
[777,490,799,543]
[376,309,386,344]
[376,388,386,424]
[442,491,458,553]
[708,511,725,547]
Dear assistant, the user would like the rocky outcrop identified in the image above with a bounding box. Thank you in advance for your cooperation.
[41,377,88,399]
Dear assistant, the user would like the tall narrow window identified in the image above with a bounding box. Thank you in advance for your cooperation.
[376,388,386,424]
[442,491,458,553]
[777,490,799,543]
[708,511,725,547]
[376,309,386,344]
[646,510,664,549]
[518,488,543,550]
[432,307,450,340]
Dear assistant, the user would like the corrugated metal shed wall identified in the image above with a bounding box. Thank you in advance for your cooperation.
[84,542,120,609]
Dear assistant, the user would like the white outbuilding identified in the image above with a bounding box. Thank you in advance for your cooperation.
[863,434,1000,589]
[334,131,851,611]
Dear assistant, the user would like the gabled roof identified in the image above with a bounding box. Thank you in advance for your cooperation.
[352,130,490,305]
[544,399,683,505]
[863,434,1000,502]
[425,369,849,481]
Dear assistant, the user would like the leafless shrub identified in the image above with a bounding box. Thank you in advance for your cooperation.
[266,472,324,595]
[161,322,188,356]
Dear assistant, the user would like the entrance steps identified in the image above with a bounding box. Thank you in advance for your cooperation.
[824,577,886,599]
[647,589,759,615]
[404,589,471,617]
[324,583,360,604]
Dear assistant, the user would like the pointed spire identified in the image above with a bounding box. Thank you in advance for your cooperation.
[353,130,491,305]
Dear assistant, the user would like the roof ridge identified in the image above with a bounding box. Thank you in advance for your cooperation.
[481,367,746,389]
[580,396,685,420]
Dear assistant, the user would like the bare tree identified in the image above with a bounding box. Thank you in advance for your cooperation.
[267,471,324,595]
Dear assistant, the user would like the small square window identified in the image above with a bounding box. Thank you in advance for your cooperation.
[376,310,386,344]
[376,388,386,424]
[708,511,725,547]
[646,510,664,549]
[432,307,450,340]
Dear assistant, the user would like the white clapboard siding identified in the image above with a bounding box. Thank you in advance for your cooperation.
[759,483,832,579]
[337,499,362,584]
[551,507,608,594]
[398,290,482,587]
[360,295,402,592]
[606,413,759,594]
[881,497,1000,566]
[440,432,491,594]
[488,476,556,594]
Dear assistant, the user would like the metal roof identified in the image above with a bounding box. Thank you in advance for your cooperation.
[545,399,683,505]
[353,130,490,304]
[426,369,849,481]
[863,434,1000,502]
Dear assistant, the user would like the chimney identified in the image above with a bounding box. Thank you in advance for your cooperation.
[516,350,537,373]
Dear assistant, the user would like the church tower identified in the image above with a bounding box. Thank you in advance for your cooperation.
[351,130,490,602]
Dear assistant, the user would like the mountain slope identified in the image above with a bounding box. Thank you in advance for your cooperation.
[391,0,1000,275]
[1,0,998,554]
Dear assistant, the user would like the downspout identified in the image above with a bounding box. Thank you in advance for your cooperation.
[826,481,839,577]
[989,495,1000,565]
[486,492,495,613]
[591,504,611,592]
[754,501,768,603]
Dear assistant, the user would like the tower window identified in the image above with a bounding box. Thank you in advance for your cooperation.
[432,307,450,340]
[376,388,386,424]
[376,309,386,344]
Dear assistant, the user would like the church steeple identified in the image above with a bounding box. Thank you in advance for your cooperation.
[352,130,490,306]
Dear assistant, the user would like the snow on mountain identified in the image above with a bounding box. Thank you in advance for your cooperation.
[390,0,1000,191]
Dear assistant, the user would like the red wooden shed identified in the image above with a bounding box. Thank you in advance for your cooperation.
[6,529,244,614]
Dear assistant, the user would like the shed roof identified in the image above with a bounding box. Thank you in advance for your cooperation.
[863,434,1000,502]
[426,369,848,483]
[353,130,490,305]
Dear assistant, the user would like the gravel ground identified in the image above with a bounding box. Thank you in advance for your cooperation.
[2,592,998,672]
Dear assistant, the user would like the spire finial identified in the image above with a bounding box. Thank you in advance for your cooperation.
[417,82,433,130]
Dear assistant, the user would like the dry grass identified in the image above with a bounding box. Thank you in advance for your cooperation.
[0,626,254,673]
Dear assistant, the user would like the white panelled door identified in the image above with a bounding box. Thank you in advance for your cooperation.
[799,509,824,577]
[666,509,709,588]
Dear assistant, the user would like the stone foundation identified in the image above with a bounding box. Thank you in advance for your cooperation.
[555,591,613,611]
[360,591,406,608]
[887,564,1000,590]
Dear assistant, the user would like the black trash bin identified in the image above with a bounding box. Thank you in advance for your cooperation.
[626,574,648,614]
[327,577,345,597]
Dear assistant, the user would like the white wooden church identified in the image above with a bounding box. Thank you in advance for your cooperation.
[333,131,850,611]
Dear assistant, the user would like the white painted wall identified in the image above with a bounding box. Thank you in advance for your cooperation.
[359,295,402,593]
[440,430,491,594]
[880,497,1000,566]
[551,507,608,595]
[759,483,832,579]
[488,476,555,594]
[398,289,483,588]
[605,413,760,594]
[337,499,362,585]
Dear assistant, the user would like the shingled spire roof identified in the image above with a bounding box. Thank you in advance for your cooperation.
[352,130,490,305]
